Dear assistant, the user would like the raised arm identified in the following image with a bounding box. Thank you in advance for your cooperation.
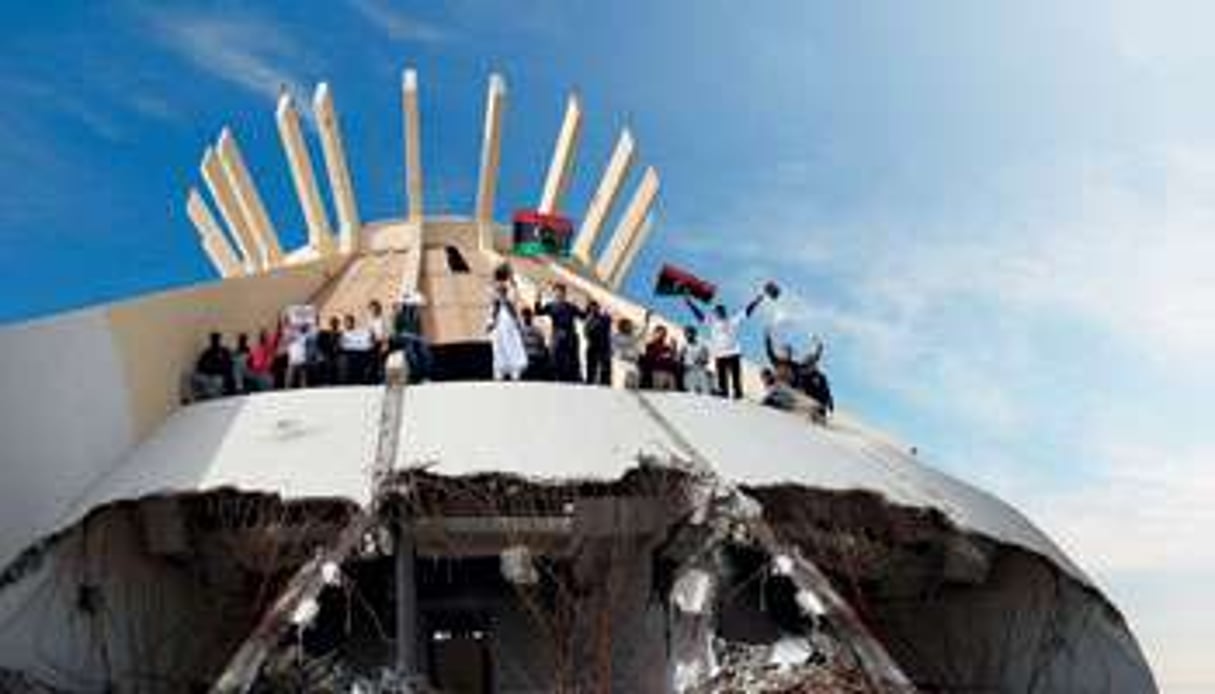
[801,336,824,369]
[683,296,705,323]
[743,292,766,318]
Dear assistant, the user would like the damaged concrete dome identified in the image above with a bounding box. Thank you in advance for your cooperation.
[0,70,1157,693]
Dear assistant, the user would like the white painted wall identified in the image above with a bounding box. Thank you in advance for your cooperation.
[0,309,135,571]
[0,259,344,571]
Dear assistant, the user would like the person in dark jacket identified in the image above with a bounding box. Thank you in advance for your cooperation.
[800,363,834,421]
[192,332,234,400]
[314,316,342,386]
[392,293,432,384]
[583,300,612,386]
[764,329,823,388]
[534,282,585,383]
[759,368,796,411]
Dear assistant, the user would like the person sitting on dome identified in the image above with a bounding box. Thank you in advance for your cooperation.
[246,328,277,392]
[765,329,823,388]
[191,332,234,400]
[759,367,796,411]
[799,358,835,423]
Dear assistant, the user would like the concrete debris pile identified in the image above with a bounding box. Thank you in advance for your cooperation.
[693,635,874,693]
[0,443,1149,692]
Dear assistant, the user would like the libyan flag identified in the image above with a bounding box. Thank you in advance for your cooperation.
[512,210,573,257]
[654,264,716,302]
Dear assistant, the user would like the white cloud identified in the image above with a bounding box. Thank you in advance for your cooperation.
[682,147,1215,688]
[141,9,313,109]
[348,0,448,43]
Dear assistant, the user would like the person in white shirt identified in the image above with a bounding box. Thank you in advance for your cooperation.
[679,325,713,395]
[367,299,388,383]
[487,263,528,381]
[339,314,374,384]
[285,323,312,389]
[683,290,767,399]
[611,310,652,389]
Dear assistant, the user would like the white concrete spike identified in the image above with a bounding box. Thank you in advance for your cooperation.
[402,68,424,224]
[537,93,582,215]
[596,166,660,289]
[572,128,635,266]
[216,128,283,269]
[200,146,260,274]
[276,93,335,257]
[313,82,361,254]
[474,73,507,249]
[186,188,242,278]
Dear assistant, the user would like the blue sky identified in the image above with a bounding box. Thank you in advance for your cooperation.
[2,1,1212,687]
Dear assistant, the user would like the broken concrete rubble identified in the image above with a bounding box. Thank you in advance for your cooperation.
[0,449,1154,693]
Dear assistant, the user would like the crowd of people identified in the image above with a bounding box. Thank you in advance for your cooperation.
[486,263,835,417]
[189,296,431,400]
[190,262,835,422]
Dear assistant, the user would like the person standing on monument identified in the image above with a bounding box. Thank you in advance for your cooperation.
[679,325,713,395]
[534,282,586,383]
[488,263,528,381]
[683,286,770,399]
[518,307,552,381]
[612,310,652,389]
[583,300,613,386]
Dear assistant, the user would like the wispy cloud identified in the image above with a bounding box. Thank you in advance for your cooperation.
[4,76,127,144]
[348,0,448,43]
[140,8,313,108]
[681,141,1215,535]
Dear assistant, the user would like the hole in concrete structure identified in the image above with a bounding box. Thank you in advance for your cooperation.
[445,246,471,273]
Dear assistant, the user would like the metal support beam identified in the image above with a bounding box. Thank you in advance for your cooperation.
[186,188,242,278]
[474,73,507,250]
[276,93,335,256]
[596,166,659,289]
[395,522,418,675]
[313,82,361,254]
[537,93,582,215]
[216,128,283,269]
[402,68,424,224]
[201,146,259,274]
[572,129,635,266]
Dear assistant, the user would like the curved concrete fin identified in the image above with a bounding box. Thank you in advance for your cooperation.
[596,166,659,289]
[200,146,259,274]
[185,188,243,277]
[475,73,507,248]
[313,82,361,254]
[572,128,635,267]
[276,93,335,256]
[217,128,283,269]
[538,93,582,215]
